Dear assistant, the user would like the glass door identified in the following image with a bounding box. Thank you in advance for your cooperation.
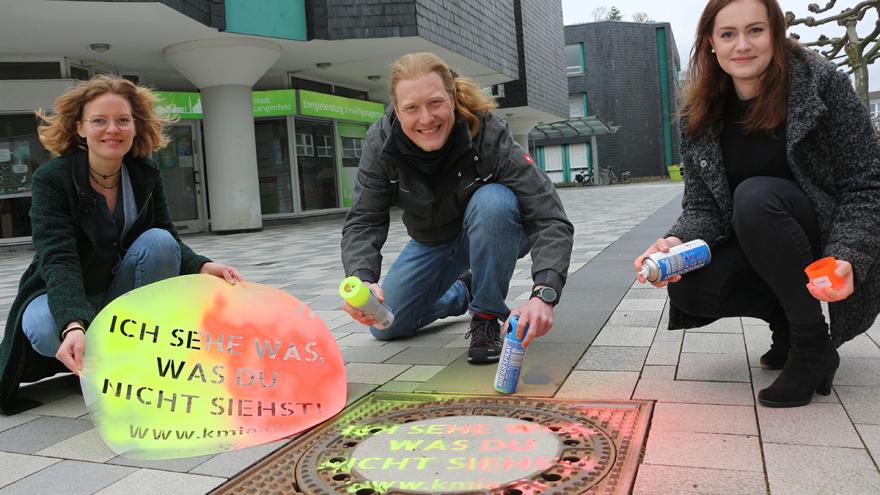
[294,118,338,211]
[151,122,206,233]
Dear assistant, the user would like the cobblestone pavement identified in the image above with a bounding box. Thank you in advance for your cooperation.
[1,181,879,494]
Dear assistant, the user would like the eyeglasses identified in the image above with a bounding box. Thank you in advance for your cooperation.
[81,117,135,130]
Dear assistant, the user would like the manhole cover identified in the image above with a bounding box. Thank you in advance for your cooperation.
[212,393,652,495]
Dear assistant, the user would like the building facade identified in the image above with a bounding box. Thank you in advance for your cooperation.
[0,0,566,244]
[531,21,681,183]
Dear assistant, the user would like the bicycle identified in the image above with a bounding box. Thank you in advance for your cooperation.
[597,164,631,185]
[574,168,594,186]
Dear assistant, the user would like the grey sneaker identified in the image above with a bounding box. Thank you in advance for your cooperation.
[465,316,502,363]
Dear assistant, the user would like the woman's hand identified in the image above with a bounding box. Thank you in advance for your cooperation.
[342,282,384,326]
[635,236,684,287]
[807,259,855,302]
[56,322,85,375]
[200,262,244,285]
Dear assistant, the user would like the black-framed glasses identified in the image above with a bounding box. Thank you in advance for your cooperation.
[81,117,135,130]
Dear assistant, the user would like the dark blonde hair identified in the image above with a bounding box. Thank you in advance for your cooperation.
[36,75,170,158]
[389,52,497,137]
[681,0,789,137]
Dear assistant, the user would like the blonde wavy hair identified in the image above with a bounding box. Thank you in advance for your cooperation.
[36,75,170,158]
[389,52,497,137]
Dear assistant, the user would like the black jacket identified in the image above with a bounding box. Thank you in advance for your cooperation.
[341,110,574,293]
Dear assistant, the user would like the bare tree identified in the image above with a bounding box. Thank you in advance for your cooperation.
[786,0,880,106]
[606,6,624,21]
[632,12,654,23]
[592,7,608,22]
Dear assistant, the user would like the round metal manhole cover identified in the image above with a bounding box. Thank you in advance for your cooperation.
[349,416,561,493]
[295,399,618,494]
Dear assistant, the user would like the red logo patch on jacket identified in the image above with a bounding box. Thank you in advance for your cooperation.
[524,153,535,165]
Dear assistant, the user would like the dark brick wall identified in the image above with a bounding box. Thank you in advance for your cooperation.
[308,0,418,40]
[100,0,225,29]
[535,21,681,177]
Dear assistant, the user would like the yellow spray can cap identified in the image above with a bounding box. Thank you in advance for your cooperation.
[339,276,370,308]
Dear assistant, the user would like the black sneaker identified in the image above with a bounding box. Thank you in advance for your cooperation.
[465,316,502,363]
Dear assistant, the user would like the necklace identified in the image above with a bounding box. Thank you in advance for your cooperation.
[88,165,121,180]
[89,169,120,189]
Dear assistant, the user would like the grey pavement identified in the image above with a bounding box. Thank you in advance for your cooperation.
[2,181,880,493]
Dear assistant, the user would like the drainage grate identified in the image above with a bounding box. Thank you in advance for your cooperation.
[212,393,652,495]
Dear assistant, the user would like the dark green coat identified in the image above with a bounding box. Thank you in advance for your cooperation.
[0,150,210,413]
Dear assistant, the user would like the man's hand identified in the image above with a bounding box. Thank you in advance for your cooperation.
[342,282,385,326]
[56,324,85,375]
[506,294,554,348]
[634,236,684,287]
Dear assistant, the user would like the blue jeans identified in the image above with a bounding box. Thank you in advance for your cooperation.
[22,228,181,357]
[374,184,529,340]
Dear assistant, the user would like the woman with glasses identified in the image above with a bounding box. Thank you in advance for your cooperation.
[0,75,242,413]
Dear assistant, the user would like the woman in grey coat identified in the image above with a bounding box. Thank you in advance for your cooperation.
[634,0,880,408]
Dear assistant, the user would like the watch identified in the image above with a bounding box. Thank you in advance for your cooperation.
[530,286,559,306]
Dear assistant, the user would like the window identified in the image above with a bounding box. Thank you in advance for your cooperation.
[569,94,585,118]
[295,132,314,156]
[69,66,90,81]
[0,114,51,238]
[341,136,363,161]
[565,44,584,75]
[316,135,333,157]
[291,77,332,94]
[0,61,62,80]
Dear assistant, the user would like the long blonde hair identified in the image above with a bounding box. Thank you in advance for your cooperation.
[36,75,170,158]
[389,52,497,137]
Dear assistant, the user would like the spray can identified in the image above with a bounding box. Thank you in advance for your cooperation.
[494,315,527,394]
[640,239,711,282]
[339,276,395,330]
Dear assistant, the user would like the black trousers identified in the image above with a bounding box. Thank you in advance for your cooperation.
[668,177,825,328]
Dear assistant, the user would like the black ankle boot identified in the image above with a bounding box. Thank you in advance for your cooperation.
[758,323,839,408]
[760,320,789,370]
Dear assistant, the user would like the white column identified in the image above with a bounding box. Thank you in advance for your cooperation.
[505,117,541,151]
[164,38,281,232]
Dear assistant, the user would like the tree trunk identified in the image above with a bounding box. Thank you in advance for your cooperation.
[844,21,870,107]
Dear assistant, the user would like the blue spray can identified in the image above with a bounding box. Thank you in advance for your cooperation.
[640,239,711,282]
[494,315,527,394]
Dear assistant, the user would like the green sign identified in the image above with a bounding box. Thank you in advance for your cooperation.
[225,0,307,42]
[155,92,203,120]
[252,90,296,117]
[299,90,384,124]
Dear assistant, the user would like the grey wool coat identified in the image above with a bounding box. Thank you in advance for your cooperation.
[666,45,880,346]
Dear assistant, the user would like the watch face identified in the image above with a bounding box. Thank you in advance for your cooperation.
[534,287,558,303]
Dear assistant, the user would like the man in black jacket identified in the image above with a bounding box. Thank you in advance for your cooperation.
[341,53,573,364]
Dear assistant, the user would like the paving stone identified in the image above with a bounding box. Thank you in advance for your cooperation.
[36,428,116,462]
[651,403,758,435]
[838,334,880,358]
[854,424,880,464]
[605,310,662,328]
[346,383,377,406]
[543,308,613,343]
[632,464,767,495]
[757,402,862,447]
[108,453,214,472]
[0,414,38,434]
[394,365,445,382]
[190,440,287,477]
[653,328,683,342]
[643,431,763,472]
[837,386,880,424]
[676,352,750,382]
[334,332,387,347]
[94,468,224,494]
[743,325,771,368]
[646,340,681,366]
[555,371,639,399]
[0,452,59,489]
[763,443,880,495]
[690,318,743,333]
[0,416,92,454]
[343,363,410,384]
[682,332,744,354]
[614,298,666,312]
[620,288,668,300]
[376,381,422,393]
[0,459,134,495]
[339,345,404,364]
[575,346,648,371]
[641,365,677,380]
[591,326,656,346]
[633,379,754,406]
[383,347,466,366]
[26,394,88,418]
[418,342,586,396]
[835,357,880,386]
